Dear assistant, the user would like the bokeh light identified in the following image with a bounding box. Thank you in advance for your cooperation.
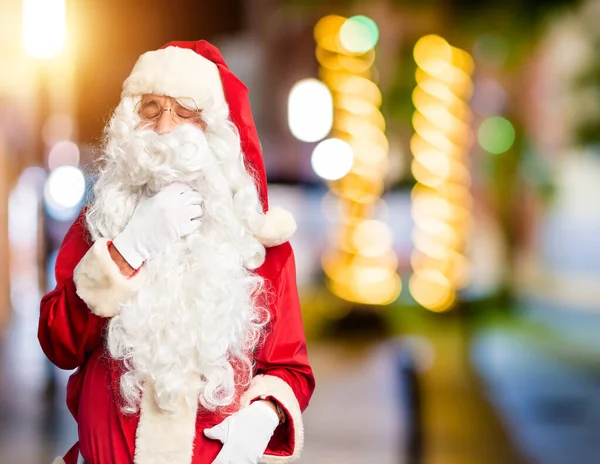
[315,14,399,305]
[471,78,507,117]
[288,78,333,142]
[311,138,354,181]
[414,35,452,71]
[47,141,80,171]
[409,270,456,312]
[410,35,474,312]
[339,16,379,54]
[22,0,66,58]
[478,116,516,154]
[314,15,347,50]
[44,165,86,210]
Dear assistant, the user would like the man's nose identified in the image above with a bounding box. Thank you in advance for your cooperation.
[155,110,176,134]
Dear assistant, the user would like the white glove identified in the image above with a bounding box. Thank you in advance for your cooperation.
[204,401,280,464]
[112,182,203,269]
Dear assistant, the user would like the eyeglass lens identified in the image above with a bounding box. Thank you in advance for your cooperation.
[137,97,200,122]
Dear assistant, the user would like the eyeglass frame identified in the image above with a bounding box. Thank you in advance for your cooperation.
[134,96,205,129]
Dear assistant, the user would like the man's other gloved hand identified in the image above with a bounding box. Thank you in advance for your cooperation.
[204,401,280,464]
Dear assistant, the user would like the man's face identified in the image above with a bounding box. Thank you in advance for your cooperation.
[136,94,207,134]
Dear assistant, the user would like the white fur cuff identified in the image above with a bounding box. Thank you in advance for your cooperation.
[73,239,145,317]
[255,207,297,248]
[241,375,304,463]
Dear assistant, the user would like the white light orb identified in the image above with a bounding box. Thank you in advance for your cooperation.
[311,138,354,180]
[44,165,86,210]
[288,78,333,142]
[22,0,66,58]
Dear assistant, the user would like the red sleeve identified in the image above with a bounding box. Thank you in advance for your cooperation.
[38,211,107,370]
[254,245,315,410]
[241,242,315,460]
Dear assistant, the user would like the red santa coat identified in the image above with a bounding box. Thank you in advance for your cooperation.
[39,210,315,464]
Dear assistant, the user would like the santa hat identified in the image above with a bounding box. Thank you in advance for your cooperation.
[121,40,295,248]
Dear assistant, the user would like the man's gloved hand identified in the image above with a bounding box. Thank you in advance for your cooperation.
[112,182,203,269]
[204,401,280,464]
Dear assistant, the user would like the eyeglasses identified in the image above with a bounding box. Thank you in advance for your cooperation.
[135,97,202,126]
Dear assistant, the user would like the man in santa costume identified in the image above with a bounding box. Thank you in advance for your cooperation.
[38,40,315,464]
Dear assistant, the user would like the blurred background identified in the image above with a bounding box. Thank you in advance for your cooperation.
[1,0,600,463]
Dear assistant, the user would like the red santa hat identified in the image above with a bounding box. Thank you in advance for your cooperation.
[121,40,295,248]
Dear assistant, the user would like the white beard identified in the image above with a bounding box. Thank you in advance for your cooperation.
[85,101,268,415]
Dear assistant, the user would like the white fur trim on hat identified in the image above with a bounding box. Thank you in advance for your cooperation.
[122,46,228,114]
[73,239,145,318]
[241,374,305,463]
[255,207,297,248]
[51,458,66,464]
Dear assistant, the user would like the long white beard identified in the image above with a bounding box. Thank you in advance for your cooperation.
[86,101,268,415]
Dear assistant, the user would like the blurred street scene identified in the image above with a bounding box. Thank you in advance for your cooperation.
[2,0,600,463]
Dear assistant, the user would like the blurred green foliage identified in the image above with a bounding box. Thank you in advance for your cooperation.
[573,42,600,146]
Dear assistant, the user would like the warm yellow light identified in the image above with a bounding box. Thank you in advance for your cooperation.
[410,36,474,305]
[411,161,447,188]
[322,249,398,275]
[336,98,384,129]
[332,172,384,204]
[410,250,470,288]
[352,270,402,305]
[412,147,450,168]
[336,117,389,147]
[412,183,473,209]
[22,0,66,58]
[412,232,451,261]
[414,158,471,188]
[315,14,396,307]
[410,134,464,164]
[413,222,460,254]
[314,15,346,45]
[350,139,388,166]
[350,160,389,179]
[412,111,467,142]
[335,76,382,106]
[409,270,456,312]
[414,35,452,68]
[415,71,473,104]
[414,107,466,136]
[326,263,401,305]
[451,47,475,75]
[349,109,386,132]
[315,47,343,71]
[421,63,472,95]
[412,125,457,154]
[414,75,456,104]
[351,220,394,257]
[412,192,471,224]
[316,35,342,54]
[327,273,401,305]
[338,50,376,73]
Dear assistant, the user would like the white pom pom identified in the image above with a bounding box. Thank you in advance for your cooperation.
[254,207,297,247]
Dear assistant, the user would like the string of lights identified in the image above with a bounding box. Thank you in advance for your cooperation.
[408,35,475,312]
[311,15,401,305]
